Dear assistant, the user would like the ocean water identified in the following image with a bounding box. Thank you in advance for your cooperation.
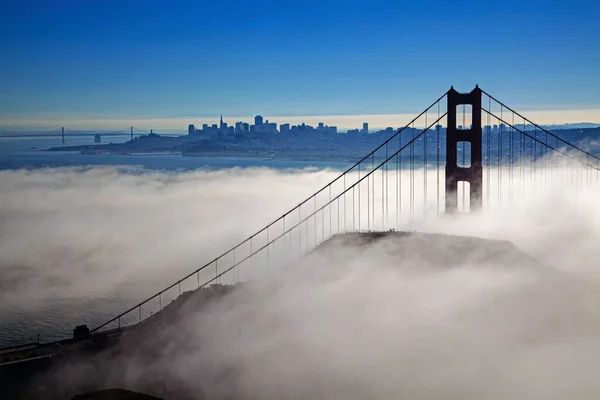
[0,136,352,172]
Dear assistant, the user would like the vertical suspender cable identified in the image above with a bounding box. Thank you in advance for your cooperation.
[358,164,361,231]
[386,142,389,227]
[398,131,402,228]
[282,217,286,259]
[531,121,535,200]
[321,199,324,243]
[544,126,548,194]
[343,174,347,232]
[396,151,400,229]
[557,137,562,190]
[411,122,414,216]
[424,112,428,215]
[304,206,308,253]
[367,160,370,230]
[266,227,270,268]
[499,105,503,205]
[533,127,537,199]
[521,117,524,201]
[337,193,340,234]
[328,185,331,239]
[437,100,440,214]
[352,184,356,231]
[507,113,511,202]
[372,153,375,226]
[382,146,385,229]
[314,197,317,249]
[487,97,491,206]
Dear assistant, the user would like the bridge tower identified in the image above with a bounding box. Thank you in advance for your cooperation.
[445,86,483,212]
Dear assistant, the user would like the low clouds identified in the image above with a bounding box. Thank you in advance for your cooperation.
[0,166,338,344]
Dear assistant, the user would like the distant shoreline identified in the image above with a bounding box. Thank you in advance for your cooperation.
[46,146,357,164]
[43,125,600,166]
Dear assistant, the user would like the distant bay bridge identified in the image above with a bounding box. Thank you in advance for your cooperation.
[0,127,188,144]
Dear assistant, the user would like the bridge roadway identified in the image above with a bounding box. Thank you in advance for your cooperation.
[0,326,127,369]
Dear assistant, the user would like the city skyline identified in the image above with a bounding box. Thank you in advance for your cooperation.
[2,1,599,127]
[2,106,600,133]
[188,112,600,137]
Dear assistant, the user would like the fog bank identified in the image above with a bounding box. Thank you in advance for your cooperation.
[2,165,600,399]
[0,166,340,344]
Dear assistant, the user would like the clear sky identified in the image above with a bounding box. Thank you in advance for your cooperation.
[1,0,599,130]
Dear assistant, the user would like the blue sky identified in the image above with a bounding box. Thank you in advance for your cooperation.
[1,0,599,129]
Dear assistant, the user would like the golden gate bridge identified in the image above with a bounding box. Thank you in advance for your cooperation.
[84,85,600,334]
[2,85,600,344]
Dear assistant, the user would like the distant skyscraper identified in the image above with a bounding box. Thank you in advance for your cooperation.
[235,121,243,133]
[188,124,195,135]
[269,122,277,133]
[280,123,290,133]
[220,115,225,131]
[260,120,277,134]
[362,122,369,134]
[255,115,263,126]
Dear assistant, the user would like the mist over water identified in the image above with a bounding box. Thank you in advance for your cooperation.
[2,165,600,399]
[0,166,339,345]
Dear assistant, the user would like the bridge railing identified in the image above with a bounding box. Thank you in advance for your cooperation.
[90,93,450,334]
